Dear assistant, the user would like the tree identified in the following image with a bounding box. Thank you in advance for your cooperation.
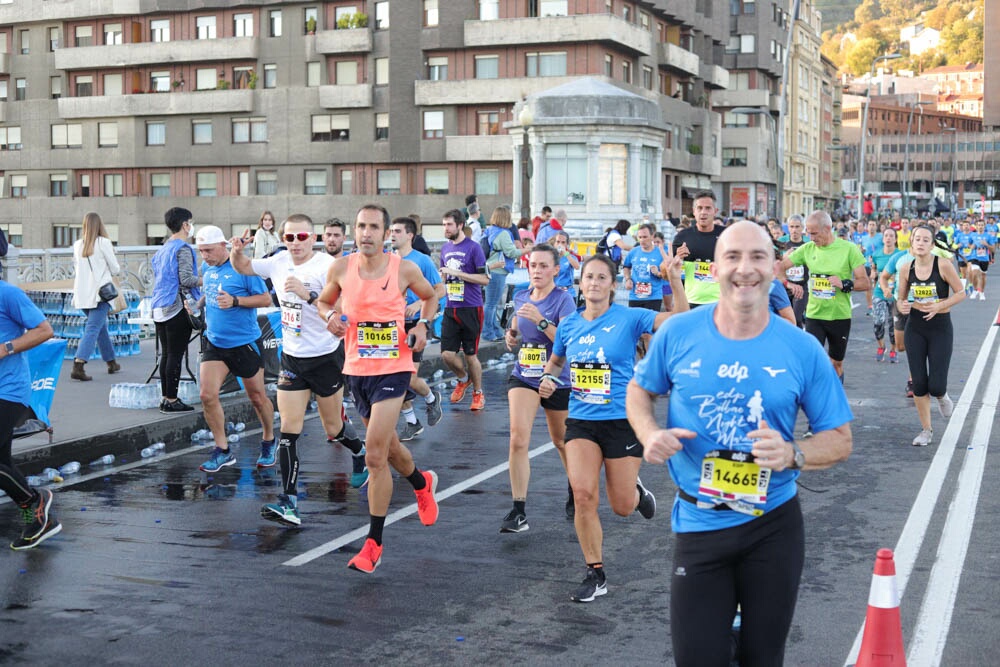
[846,38,883,76]
[941,19,984,65]
[854,0,884,24]
[924,4,948,29]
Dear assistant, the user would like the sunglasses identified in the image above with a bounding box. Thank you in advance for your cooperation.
[283,232,313,243]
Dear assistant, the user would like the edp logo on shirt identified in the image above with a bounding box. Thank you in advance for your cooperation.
[717,362,749,383]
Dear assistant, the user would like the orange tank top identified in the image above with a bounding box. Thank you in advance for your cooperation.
[341,252,415,376]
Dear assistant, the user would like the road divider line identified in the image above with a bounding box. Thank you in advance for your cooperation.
[283,442,556,567]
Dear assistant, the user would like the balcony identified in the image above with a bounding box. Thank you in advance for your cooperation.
[712,88,771,109]
[57,89,254,119]
[0,52,8,75]
[415,75,585,106]
[464,14,653,56]
[53,37,259,71]
[445,134,513,162]
[318,84,373,108]
[658,42,700,78]
[313,28,373,54]
[700,64,729,90]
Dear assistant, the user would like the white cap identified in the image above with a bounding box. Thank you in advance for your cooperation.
[195,225,227,246]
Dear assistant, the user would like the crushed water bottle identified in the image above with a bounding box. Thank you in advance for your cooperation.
[227,434,240,443]
[433,369,445,379]
[140,447,156,458]
[26,475,47,487]
[42,468,61,481]
[226,421,237,435]
[90,455,115,466]
[151,442,166,452]
[58,461,81,476]
[234,422,245,432]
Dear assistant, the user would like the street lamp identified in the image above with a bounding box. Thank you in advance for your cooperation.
[942,127,957,216]
[518,103,534,222]
[858,52,902,220]
[733,106,781,218]
[902,100,933,215]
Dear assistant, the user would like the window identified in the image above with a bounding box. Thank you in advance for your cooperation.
[424,0,439,26]
[151,173,170,197]
[722,147,748,167]
[340,170,353,194]
[0,81,6,102]
[150,19,170,42]
[75,26,93,47]
[1,127,23,151]
[375,2,390,29]
[51,123,83,148]
[425,169,448,194]
[233,117,267,143]
[2,224,23,247]
[234,13,254,37]
[80,174,90,197]
[264,64,277,88]
[622,61,631,84]
[104,23,123,45]
[103,73,123,96]
[643,66,653,90]
[725,36,738,54]
[104,173,123,197]
[151,71,170,93]
[192,120,213,144]
[304,170,327,195]
[622,5,630,21]
[477,111,499,135]
[49,174,68,197]
[233,66,253,89]
[723,112,749,127]
[304,7,319,33]
[195,68,216,90]
[640,146,656,206]
[335,61,358,85]
[48,27,60,51]
[545,143,587,205]
[75,75,92,97]
[479,0,499,20]
[423,111,444,139]
[474,169,499,195]
[10,175,27,198]
[335,6,356,25]
[740,35,755,53]
[375,58,389,85]
[269,10,282,37]
[375,112,389,140]
[744,0,755,13]
[306,62,321,87]
[728,72,749,89]
[604,54,612,77]
[530,0,567,17]
[256,171,277,195]
[311,114,350,141]
[641,12,650,29]
[49,77,61,99]
[15,78,26,101]
[238,171,249,196]
[475,55,498,79]
[196,16,217,39]
[98,122,118,147]
[428,56,448,81]
[377,169,400,195]
[598,144,627,205]
[19,29,28,54]
[53,226,83,247]
[525,52,566,77]
[196,172,217,196]
[146,121,166,146]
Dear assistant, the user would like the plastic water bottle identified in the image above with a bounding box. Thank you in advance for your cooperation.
[89,455,115,466]
[42,468,61,481]
[227,434,240,443]
[186,297,201,318]
[234,422,245,432]
[151,442,166,452]
[140,447,156,458]
[226,421,236,435]
[26,475,46,487]
[433,369,445,379]
[58,461,81,476]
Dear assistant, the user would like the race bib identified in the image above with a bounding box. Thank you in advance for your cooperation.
[517,343,547,378]
[809,275,835,300]
[698,449,771,517]
[962,245,975,257]
[693,261,715,283]
[570,362,612,404]
[635,282,653,298]
[280,300,303,336]
[785,265,805,282]
[357,321,399,359]
[910,284,938,304]
[446,281,465,302]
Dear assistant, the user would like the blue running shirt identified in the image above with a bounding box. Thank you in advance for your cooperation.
[623,246,665,302]
[200,260,268,349]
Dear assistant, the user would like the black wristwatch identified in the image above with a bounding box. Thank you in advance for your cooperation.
[307,291,319,305]
[789,440,806,470]
[537,318,551,331]
[232,295,240,308]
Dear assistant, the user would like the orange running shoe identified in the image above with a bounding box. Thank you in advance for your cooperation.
[450,379,471,403]
[415,470,439,526]
[348,538,383,574]
[470,390,486,411]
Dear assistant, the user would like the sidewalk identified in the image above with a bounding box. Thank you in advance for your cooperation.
[12,335,509,472]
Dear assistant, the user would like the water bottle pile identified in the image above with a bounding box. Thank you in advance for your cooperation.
[26,289,143,361]
[109,383,162,409]
[190,422,245,444]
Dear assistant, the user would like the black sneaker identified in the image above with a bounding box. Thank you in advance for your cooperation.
[499,508,529,533]
[10,489,62,551]
[565,488,575,521]
[905,379,914,398]
[160,398,194,414]
[636,477,656,519]
[425,390,443,427]
[571,566,607,603]
[399,419,424,442]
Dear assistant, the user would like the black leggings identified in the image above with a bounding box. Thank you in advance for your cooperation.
[904,312,953,398]
[0,398,33,505]
[155,310,193,400]
[671,496,804,667]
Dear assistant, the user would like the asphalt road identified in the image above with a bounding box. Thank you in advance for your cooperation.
[2,298,999,666]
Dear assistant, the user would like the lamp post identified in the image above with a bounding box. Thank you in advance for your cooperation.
[518,103,534,222]
[733,106,781,218]
[942,126,957,216]
[858,53,902,220]
[902,100,933,216]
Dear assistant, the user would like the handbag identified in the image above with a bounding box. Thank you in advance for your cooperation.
[87,256,118,302]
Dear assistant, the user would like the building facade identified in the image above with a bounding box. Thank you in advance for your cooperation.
[983,0,999,131]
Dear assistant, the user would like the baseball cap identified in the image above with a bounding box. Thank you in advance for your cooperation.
[195,225,227,245]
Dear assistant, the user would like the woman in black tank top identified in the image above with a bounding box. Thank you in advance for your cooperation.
[896,226,967,447]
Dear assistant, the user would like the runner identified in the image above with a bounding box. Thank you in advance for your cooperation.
[653,232,675,312]
[627,221,853,666]
[896,226,966,446]
[538,252,688,602]
[323,218,348,258]
[969,219,994,300]
[389,216,444,441]
[317,203,440,573]
[439,209,489,411]
[501,243,577,532]
[672,190,725,307]
[192,226,276,473]
[623,224,665,312]
[552,231,581,299]
[870,227,899,363]
[782,215,809,328]
[229,214,368,527]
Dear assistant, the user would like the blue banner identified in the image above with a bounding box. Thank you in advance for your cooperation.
[25,338,68,426]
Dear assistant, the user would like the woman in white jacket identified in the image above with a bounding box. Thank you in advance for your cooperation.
[71,212,121,381]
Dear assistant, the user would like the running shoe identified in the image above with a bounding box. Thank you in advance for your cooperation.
[635,477,656,519]
[199,447,236,473]
[571,566,607,603]
[980,292,987,301]
[260,494,301,526]
[414,470,439,526]
[450,379,471,404]
[160,398,194,414]
[470,390,486,411]
[912,429,933,447]
[426,390,443,426]
[351,447,369,489]
[905,379,914,398]
[10,489,62,551]
[256,439,277,468]
[889,350,898,363]
[876,347,885,362]
[348,537,383,574]
[937,394,954,418]
[499,508,529,533]
[399,419,424,441]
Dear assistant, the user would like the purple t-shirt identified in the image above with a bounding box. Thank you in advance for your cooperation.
[440,237,487,308]
[510,287,577,388]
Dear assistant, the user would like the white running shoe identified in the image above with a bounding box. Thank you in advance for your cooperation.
[912,429,933,447]
[937,394,954,418]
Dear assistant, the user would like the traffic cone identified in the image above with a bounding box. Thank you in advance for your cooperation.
[856,548,906,667]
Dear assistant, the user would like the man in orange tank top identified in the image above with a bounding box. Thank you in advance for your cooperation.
[318,203,441,574]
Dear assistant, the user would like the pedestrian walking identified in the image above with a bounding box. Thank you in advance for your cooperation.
[71,212,121,381]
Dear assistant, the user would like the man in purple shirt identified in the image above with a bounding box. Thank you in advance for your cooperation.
[439,209,489,410]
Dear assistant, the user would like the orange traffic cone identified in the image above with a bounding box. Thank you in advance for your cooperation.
[856,548,906,667]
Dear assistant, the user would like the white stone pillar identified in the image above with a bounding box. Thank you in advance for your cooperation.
[629,141,642,215]
[587,139,601,214]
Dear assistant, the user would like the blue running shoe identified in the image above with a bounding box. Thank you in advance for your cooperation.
[199,447,236,473]
[256,439,277,468]
[351,446,369,488]
[260,494,301,526]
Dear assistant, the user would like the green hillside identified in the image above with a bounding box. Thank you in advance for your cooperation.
[815,0,860,31]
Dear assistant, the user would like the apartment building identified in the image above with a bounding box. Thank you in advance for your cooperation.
[0,0,729,247]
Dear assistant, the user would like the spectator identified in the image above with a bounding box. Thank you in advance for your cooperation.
[70,212,121,381]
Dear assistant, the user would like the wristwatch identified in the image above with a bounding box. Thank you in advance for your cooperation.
[789,440,806,470]
[232,295,240,308]
[417,318,431,327]
[2,341,13,356]
[537,318,551,331]
[307,291,319,305]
